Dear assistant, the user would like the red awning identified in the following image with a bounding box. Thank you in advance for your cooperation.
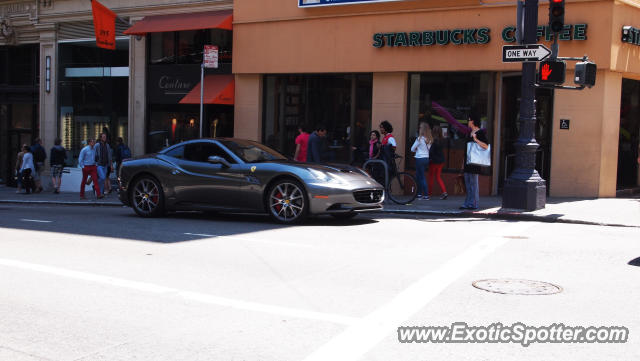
[179,74,234,105]
[123,10,232,36]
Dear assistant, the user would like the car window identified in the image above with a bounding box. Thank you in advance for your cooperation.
[184,142,235,164]
[164,145,184,159]
[218,139,287,163]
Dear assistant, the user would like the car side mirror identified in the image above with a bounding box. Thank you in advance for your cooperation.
[207,156,231,168]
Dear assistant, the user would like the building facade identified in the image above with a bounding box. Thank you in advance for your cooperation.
[232,0,640,197]
[1,0,639,198]
[0,0,233,186]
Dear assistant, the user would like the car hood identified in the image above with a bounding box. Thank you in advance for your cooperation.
[266,160,381,185]
[269,160,363,174]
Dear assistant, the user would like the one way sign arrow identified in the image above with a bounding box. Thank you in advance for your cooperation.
[502,44,552,63]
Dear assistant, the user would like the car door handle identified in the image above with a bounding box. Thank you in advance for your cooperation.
[171,169,181,175]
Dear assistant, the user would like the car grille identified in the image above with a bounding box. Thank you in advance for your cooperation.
[353,189,383,203]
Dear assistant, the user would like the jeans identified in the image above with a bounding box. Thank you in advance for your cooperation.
[97,165,108,195]
[415,157,429,197]
[428,162,447,196]
[81,165,101,197]
[463,172,479,209]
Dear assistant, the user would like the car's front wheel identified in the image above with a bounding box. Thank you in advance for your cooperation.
[268,179,308,223]
[131,175,165,217]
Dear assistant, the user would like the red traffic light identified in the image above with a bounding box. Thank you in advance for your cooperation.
[549,0,565,33]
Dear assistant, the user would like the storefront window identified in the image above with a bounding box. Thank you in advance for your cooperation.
[149,29,232,65]
[407,72,493,172]
[149,32,175,65]
[263,74,372,163]
[147,104,233,153]
[58,40,129,165]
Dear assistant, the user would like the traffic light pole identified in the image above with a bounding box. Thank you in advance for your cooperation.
[502,0,547,210]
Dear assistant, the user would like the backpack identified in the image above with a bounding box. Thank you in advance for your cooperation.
[121,145,132,159]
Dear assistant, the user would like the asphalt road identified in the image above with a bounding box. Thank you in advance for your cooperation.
[1,205,639,361]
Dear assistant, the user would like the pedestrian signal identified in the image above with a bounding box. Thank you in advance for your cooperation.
[574,61,596,88]
[538,60,566,85]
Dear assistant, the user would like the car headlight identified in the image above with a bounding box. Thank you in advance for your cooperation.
[308,168,346,184]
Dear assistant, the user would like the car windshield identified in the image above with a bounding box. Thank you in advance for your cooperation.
[218,139,287,163]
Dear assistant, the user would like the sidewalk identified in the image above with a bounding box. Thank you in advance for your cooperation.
[1,185,638,227]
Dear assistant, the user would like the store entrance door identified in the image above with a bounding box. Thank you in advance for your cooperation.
[498,75,554,193]
[618,79,640,191]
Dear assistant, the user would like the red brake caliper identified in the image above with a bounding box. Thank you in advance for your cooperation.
[274,192,282,212]
[151,187,159,204]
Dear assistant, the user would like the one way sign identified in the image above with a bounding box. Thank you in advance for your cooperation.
[502,44,551,63]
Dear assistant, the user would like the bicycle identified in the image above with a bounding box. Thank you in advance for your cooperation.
[363,155,417,205]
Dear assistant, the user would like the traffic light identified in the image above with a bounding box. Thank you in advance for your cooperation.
[538,60,566,85]
[549,0,565,33]
[574,61,597,88]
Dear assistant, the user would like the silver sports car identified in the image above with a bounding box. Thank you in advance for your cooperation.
[118,138,384,223]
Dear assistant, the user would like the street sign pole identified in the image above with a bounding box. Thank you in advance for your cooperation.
[502,0,547,211]
[199,63,204,139]
[200,45,219,138]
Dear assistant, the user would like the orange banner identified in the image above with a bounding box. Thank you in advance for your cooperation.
[91,0,116,50]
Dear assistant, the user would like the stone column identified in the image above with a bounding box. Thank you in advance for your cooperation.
[550,70,622,197]
[372,72,408,170]
[128,19,146,156]
[37,23,56,184]
[234,74,262,141]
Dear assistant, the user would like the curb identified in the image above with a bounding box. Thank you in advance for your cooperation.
[0,200,122,207]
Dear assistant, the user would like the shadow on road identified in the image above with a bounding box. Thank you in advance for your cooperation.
[0,204,379,244]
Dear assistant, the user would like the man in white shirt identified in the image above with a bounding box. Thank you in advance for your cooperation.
[78,139,102,199]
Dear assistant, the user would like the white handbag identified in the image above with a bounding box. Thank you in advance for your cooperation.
[466,142,491,167]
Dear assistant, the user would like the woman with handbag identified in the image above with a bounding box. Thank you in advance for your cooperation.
[461,114,489,210]
[411,122,432,200]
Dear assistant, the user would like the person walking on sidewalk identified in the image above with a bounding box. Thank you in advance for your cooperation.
[30,138,46,193]
[95,133,113,195]
[114,137,131,175]
[428,125,448,200]
[15,144,27,193]
[19,145,36,194]
[78,138,102,199]
[50,138,66,194]
[293,124,310,162]
[410,122,432,200]
[379,121,397,179]
[306,124,328,163]
[461,114,489,210]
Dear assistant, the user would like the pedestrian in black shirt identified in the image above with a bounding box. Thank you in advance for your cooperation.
[50,138,66,194]
[461,115,489,210]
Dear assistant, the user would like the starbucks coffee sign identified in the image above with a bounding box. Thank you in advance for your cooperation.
[373,24,587,47]
[373,28,490,47]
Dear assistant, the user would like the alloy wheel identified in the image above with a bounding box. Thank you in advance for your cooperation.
[269,182,306,223]
[133,178,161,216]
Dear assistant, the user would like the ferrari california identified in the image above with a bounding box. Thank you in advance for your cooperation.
[118,138,384,223]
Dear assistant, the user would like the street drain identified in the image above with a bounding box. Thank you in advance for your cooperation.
[472,279,562,295]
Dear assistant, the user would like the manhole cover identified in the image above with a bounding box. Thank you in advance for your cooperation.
[472,279,562,295]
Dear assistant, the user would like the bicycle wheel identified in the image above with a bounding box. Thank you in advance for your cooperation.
[387,172,418,205]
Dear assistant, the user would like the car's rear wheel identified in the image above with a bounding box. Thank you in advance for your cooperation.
[268,179,308,223]
[131,175,165,217]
